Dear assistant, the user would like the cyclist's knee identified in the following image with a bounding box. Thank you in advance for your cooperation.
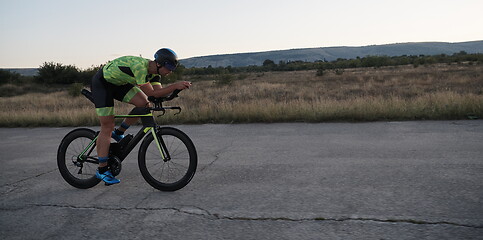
[99,116,115,132]
[100,123,115,132]
[130,93,149,107]
[137,100,150,108]
[134,99,149,107]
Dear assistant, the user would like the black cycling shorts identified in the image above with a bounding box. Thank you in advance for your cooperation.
[90,69,140,116]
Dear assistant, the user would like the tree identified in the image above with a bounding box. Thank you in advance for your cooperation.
[262,59,276,70]
[263,59,275,67]
[0,69,21,85]
[36,62,80,84]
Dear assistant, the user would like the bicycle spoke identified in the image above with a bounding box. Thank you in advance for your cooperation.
[144,134,190,184]
[139,127,197,191]
[58,128,101,189]
[64,137,97,179]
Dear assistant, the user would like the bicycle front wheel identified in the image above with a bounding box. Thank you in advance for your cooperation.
[57,128,101,189]
[138,127,197,191]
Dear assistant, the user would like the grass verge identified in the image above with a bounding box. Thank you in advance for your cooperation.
[0,63,482,127]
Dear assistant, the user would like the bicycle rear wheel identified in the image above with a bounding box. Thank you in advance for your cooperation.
[138,127,197,191]
[57,128,101,189]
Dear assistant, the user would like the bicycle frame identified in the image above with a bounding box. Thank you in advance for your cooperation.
[77,109,171,164]
[59,88,197,190]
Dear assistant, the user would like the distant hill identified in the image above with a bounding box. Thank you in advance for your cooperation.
[3,68,38,76]
[3,41,482,75]
[180,41,483,68]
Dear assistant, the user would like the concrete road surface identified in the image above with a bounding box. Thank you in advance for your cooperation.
[0,121,482,239]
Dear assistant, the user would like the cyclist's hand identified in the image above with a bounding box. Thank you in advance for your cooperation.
[174,81,191,90]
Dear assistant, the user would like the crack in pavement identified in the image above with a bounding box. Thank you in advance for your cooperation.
[0,169,58,188]
[0,169,58,196]
[199,139,235,172]
[2,203,481,229]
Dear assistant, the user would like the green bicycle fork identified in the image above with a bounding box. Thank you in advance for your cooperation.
[150,127,171,161]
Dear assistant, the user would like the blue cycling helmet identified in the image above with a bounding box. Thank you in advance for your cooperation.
[154,48,178,71]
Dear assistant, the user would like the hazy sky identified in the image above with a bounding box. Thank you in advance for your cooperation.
[1,0,482,69]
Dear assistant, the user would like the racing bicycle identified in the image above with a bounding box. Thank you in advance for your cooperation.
[57,89,197,191]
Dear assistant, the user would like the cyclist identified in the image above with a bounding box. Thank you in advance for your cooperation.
[91,48,191,185]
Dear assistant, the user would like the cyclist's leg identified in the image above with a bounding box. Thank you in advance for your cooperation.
[128,88,149,107]
[97,115,115,168]
[125,89,150,125]
[91,69,114,164]
[114,86,150,133]
[95,115,121,184]
[91,69,120,184]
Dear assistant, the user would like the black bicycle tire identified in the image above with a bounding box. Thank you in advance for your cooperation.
[138,127,197,191]
[57,128,101,189]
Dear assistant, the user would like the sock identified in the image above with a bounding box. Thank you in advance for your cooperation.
[98,156,109,162]
[115,122,130,135]
[114,128,124,136]
[98,166,109,174]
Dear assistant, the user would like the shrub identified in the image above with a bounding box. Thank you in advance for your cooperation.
[214,74,233,86]
[316,68,325,76]
[36,62,80,84]
[0,70,20,85]
[68,83,84,97]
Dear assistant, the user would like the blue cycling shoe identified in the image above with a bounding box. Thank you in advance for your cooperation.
[111,131,125,142]
[96,170,120,185]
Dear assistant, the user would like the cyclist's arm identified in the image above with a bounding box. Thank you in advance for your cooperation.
[139,81,191,98]
[152,83,163,92]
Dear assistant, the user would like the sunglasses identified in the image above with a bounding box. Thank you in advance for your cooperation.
[164,62,178,71]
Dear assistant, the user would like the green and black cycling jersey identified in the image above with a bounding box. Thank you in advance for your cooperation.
[91,56,161,116]
[103,56,161,86]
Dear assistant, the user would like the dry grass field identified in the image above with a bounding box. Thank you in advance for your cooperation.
[0,63,482,127]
